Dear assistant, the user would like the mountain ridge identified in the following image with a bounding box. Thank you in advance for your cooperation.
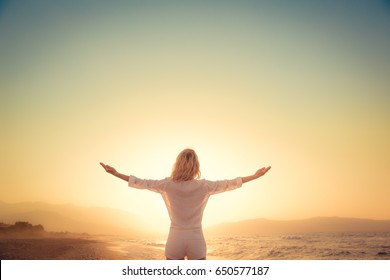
[205,216,390,235]
[0,201,154,236]
[2,201,390,236]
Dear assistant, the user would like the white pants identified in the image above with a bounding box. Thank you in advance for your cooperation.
[165,227,206,260]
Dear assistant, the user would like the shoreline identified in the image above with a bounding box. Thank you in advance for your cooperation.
[2,233,388,260]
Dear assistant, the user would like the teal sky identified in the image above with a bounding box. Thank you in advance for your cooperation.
[1,0,389,230]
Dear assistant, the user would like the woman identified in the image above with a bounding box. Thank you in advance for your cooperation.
[100,148,271,260]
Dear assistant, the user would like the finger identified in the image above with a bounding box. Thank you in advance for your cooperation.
[262,167,271,174]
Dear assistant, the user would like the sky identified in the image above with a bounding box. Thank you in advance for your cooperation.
[1,0,390,233]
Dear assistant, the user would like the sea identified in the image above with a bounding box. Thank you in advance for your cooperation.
[123,232,390,260]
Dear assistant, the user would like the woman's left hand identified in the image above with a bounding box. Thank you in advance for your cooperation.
[100,162,117,175]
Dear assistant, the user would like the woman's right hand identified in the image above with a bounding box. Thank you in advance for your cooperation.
[253,166,271,179]
[242,166,271,183]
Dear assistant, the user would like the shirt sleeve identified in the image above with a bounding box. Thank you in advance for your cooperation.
[128,175,167,194]
[203,177,243,195]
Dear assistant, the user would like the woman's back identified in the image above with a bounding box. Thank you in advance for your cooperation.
[128,176,243,229]
[162,179,210,229]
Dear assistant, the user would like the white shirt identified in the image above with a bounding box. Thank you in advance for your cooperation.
[128,176,243,230]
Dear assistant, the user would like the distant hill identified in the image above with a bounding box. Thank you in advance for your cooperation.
[3,202,389,236]
[0,201,155,236]
[205,217,390,235]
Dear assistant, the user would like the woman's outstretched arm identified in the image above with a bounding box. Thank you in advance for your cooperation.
[100,162,129,182]
[242,166,271,183]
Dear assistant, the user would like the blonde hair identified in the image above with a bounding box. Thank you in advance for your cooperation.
[171,148,201,181]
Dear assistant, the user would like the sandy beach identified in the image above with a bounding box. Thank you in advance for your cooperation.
[0,233,230,260]
[0,234,166,260]
[0,236,114,260]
